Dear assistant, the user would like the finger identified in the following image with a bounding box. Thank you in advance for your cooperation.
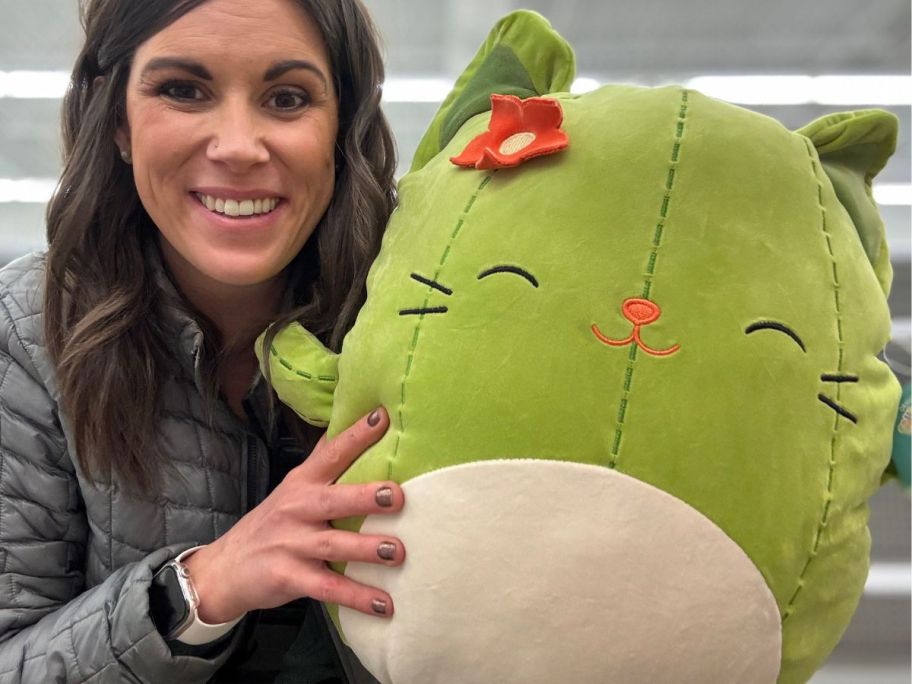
[305,481,404,521]
[304,529,405,565]
[301,407,389,482]
[308,568,395,617]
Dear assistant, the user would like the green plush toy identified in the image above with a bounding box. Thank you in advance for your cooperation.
[257,11,901,684]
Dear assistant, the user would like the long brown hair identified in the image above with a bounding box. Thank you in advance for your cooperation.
[45,0,396,489]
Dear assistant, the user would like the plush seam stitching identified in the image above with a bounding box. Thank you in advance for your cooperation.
[781,140,845,623]
[267,345,337,382]
[196,421,218,542]
[392,172,495,479]
[0,353,11,575]
[609,88,689,469]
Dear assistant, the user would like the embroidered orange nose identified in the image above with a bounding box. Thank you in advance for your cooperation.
[622,298,662,326]
[592,297,681,357]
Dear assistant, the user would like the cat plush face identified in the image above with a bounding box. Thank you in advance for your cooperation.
[260,11,900,684]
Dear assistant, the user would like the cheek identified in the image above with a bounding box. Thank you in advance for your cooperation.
[298,133,338,205]
[127,99,198,159]
[129,115,199,207]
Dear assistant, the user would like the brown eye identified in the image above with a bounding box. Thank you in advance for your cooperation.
[159,81,204,101]
[268,88,310,111]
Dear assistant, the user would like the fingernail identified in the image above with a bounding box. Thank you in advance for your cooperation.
[366,408,382,427]
[377,542,396,561]
[371,599,388,615]
[375,487,393,508]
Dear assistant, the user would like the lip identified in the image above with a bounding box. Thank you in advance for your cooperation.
[188,192,285,231]
[191,186,285,201]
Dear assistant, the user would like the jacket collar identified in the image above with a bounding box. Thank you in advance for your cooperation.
[148,243,298,440]
[150,249,208,392]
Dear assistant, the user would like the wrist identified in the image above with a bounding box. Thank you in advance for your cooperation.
[150,545,245,645]
[181,544,246,624]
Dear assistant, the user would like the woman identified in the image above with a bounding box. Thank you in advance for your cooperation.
[0,0,403,681]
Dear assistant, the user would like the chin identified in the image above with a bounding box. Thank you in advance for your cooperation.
[192,252,287,289]
[208,266,283,288]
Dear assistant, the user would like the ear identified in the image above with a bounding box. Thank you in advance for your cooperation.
[114,124,130,158]
[255,323,339,427]
[796,109,898,296]
[409,9,576,173]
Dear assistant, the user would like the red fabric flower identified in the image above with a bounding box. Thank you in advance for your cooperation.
[450,94,569,170]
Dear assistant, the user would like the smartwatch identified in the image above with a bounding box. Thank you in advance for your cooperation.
[150,546,244,645]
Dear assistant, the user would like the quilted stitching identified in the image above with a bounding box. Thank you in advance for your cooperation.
[0,254,256,680]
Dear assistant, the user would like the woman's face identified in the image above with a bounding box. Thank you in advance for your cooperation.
[117,0,339,295]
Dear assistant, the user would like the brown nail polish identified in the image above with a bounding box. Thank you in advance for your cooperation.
[371,598,388,615]
[375,486,393,507]
[367,409,381,427]
[377,542,396,561]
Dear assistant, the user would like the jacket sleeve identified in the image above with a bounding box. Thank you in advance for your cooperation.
[0,297,239,682]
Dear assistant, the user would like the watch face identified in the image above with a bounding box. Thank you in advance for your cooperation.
[150,564,192,639]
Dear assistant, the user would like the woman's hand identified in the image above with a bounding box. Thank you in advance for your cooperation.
[183,407,404,622]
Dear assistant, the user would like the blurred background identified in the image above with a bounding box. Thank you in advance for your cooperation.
[0,0,909,680]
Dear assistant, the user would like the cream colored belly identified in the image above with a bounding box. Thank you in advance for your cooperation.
[340,460,781,684]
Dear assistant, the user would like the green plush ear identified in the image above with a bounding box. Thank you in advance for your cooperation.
[409,9,576,173]
[255,323,339,427]
[797,109,898,296]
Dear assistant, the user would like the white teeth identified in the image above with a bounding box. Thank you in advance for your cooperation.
[196,193,280,217]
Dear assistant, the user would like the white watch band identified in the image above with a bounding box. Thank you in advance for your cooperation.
[171,546,245,645]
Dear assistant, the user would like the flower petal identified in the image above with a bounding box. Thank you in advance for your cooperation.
[451,93,569,170]
[477,147,508,170]
[521,97,564,133]
[450,132,495,167]
[488,94,525,138]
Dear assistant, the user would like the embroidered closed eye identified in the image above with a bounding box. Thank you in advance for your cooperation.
[745,320,860,424]
[744,320,806,352]
[477,265,539,288]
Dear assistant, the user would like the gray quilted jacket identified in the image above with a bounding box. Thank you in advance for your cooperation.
[0,253,363,683]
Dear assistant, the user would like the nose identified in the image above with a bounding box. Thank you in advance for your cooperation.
[621,298,662,326]
[206,98,270,170]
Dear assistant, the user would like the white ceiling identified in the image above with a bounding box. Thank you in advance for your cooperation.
[0,0,908,252]
[366,0,910,76]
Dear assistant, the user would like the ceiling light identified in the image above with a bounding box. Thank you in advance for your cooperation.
[381,78,453,103]
[2,72,908,106]
[873,183,912,206]
[686,75,912,106]
[0,71,69,99]
[0,178,58,203]
[1,177,907,207]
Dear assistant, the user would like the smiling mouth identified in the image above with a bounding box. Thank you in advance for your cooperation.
[194,192,281,218]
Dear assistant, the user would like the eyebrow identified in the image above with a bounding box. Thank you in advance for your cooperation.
[263,60,329,90]
[140,57,212,81]
[139,57,329,91]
